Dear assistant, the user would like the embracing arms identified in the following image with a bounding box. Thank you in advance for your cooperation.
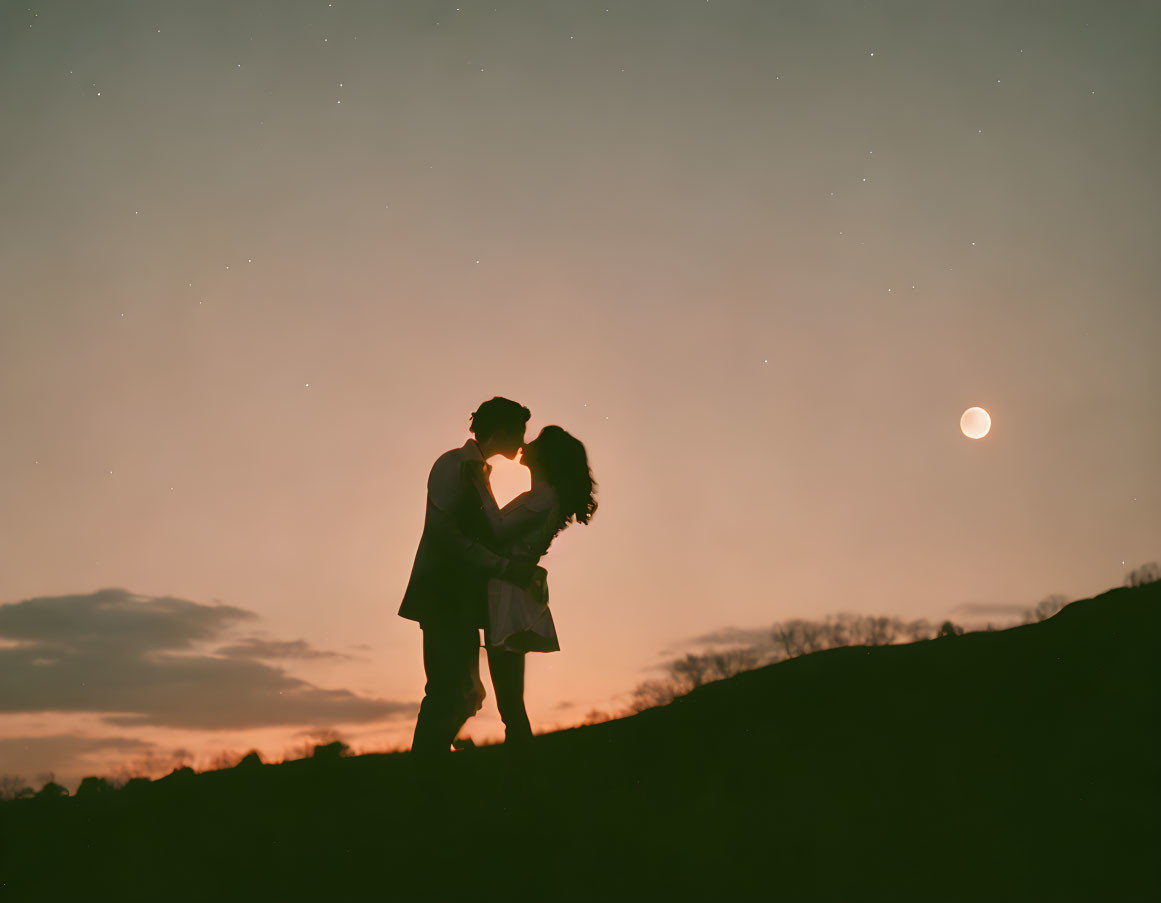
[425,453,541,586]
[462,460,551,546]
[427,453,509,578]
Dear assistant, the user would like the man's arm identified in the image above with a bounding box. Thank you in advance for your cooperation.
[427,453,509,577]
[463,461,551,545]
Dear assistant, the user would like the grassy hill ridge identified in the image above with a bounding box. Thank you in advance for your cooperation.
[2,582,1158,901]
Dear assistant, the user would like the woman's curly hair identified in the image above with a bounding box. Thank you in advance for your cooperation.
[529,425,597,538]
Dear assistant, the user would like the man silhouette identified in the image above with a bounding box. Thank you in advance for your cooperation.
[399,396,537,756]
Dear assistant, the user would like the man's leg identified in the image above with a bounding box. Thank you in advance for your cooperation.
[411,619,483,756]
[485,646,533,744]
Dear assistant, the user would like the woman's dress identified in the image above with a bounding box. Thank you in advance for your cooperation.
[475,482,561,653]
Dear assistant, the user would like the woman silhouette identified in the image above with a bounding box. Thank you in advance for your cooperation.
[463,425,597,744]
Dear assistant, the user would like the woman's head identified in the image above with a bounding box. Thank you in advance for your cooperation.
[522,426,597,532]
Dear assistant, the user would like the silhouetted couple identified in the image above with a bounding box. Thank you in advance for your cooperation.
[399,397,597,757]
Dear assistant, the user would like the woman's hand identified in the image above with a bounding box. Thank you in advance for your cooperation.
[502,558,536,586]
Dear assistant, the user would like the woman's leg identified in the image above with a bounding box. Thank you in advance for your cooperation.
[485,645,533,744]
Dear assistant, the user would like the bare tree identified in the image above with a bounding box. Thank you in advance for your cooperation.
[903,618,936,642]
[704,646,760,680]
[628,679,682,713]
[623,600,1046,715]
[668,653,717,692]
[864,616,901,646]
[207,749,243,771]
[114,750,182,783]
[772,619,828,658]
[1124,561,1160,588]
[1023,594,1068,624]
[0,775,34,801]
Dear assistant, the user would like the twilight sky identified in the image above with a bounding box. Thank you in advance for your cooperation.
[2,1,1158,791]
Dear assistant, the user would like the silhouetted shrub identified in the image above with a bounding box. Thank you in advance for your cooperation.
[937,621,964,638]
[75,776,113,797]
[157,766,196,784]
[236,750,263,769]
[122,776,152,793]
[35,781,68,800]
[312,740,350,761]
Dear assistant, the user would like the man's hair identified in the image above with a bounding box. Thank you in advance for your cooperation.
[469,397,531,441]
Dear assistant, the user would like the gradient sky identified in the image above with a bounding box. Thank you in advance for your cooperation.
[2,1,1158,792]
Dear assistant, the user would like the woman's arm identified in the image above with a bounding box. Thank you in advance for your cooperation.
[463,461,550,545]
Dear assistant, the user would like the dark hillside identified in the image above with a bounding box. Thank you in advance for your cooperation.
[2,582,1157,901]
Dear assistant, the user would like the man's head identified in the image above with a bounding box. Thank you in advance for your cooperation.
[469,396,530,459]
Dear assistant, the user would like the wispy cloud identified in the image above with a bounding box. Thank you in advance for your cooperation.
[0,588,256,653]
[0,588,414,730]
[0,734,155,782]
[679,625,774,648]
[213,638,351,661]
[949,602,1029,616]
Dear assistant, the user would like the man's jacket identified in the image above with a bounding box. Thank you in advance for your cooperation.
[398,440,506,628]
